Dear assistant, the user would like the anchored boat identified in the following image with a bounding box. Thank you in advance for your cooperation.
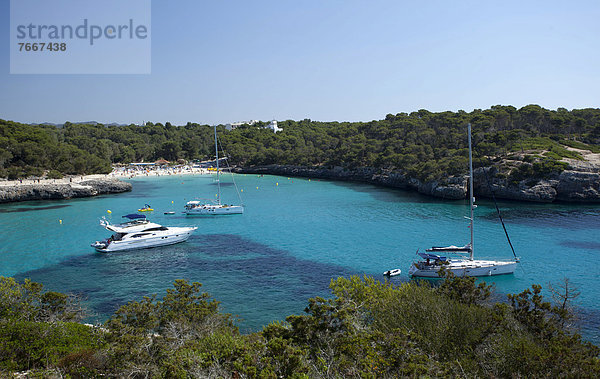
[408,123,519,278]
[185,125,244,215]
[91,214,196,252]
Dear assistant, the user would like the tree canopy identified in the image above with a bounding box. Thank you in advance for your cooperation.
[2,105,599,181]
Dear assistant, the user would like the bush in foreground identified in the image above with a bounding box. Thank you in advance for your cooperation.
[0,275,598,377]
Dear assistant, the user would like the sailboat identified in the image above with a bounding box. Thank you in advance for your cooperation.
[408,123,519,278]
[185,125,244,215]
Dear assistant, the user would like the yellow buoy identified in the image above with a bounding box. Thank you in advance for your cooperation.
[59,219,62,224]
[107,210,112,214]
[171,200,174,204]
[241,189,243,192]
[256,186,259,189]
[276,182,279,186]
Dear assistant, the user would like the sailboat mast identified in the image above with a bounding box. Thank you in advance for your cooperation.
[214,125,220,205]
[468,123,474,260]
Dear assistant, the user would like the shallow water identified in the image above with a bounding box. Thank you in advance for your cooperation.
[0,174,598,342]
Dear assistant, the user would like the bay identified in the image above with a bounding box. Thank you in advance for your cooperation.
[0,173,599,343]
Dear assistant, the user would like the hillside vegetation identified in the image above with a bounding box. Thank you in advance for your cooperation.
[1,105,600,181]
[0,275,598,377]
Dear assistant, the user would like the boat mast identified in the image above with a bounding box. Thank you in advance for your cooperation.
[468,123,474,260]
[214,125,221,205]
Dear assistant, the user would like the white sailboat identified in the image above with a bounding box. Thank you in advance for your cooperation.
[185,125,244,215]
[408,123,519,278]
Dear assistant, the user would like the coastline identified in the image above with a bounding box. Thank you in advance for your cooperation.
[1,159,599,204]
[0,166,211,187]
[0,178,132,204]
[235,163,600,203]
[0,166,214,204]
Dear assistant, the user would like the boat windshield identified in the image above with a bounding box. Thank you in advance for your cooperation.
[417,252,447,261]
[130,233,151,238]
[426,244,472,253]
[112,233,125,241]
[119,219,149,227]
[122,214,146,220]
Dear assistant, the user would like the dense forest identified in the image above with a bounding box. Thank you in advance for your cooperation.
[0,274,598,377]
[1,105,600,181]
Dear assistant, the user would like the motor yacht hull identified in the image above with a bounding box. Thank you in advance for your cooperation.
[408,259,517,278]
[92,227,196,253]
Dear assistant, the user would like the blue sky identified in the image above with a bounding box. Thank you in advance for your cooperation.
[1,0,599,125]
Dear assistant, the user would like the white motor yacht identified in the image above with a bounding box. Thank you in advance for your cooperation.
[91,214,197,252]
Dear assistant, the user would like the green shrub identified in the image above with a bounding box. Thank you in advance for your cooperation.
[543,151,563,160]
[5,167,23,180]
[24,166,44,178]
[0,320,103,371]
[1,275,599,377]
[509,158,568,182]
[0,277,85,322]
[46,170,63,179]
[560,139,600,153]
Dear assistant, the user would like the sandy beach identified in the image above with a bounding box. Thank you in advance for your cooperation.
[110,165,213,179]
[0,165,213,187]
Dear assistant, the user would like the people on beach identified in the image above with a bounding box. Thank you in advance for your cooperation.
[0,165,210,188]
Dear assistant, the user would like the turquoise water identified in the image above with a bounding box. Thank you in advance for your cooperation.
[1,174,599,342]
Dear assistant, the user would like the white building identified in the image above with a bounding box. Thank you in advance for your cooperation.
[224,119,281,132]
[266,120,282,133]
[225,120,259,131]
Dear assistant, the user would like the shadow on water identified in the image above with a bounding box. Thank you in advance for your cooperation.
[577,307,600,346]
[15,234,356,331]
[332,180,600,230]
[480,208,600,230]
[118,180,160,198]
[13,241,600,343]
[0,204,71,213]
[559,240,600,251]
[331,180,466,205]
[209,181,234,187]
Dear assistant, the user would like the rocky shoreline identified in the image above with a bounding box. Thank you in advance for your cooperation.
[1,164,597,204]
[0,178,132,203]
[235,164,600,203]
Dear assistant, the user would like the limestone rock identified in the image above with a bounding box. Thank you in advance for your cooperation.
[237,164,600,203]
[0,179,132,203]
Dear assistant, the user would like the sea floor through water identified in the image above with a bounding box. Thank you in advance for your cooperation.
[0,174,599,342]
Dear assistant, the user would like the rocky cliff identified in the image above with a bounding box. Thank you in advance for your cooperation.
[237,163,600,203]
[473,161,600,203]
[236,165,468,200]
[0,179,132,203]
